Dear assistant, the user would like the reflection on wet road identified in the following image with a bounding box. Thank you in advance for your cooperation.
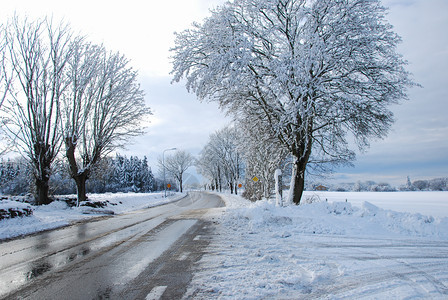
[0,192,224,299]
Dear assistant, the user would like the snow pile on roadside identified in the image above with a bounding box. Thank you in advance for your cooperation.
[0,199,32,212]
[0,192,185,240]
[0,200,33,220]
[219,194,448,239]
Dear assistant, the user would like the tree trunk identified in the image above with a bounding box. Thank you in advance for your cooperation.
[74,172,89,205]
[65,137,91,205]
[287,158,307,205]
[217,166,222,192]
[35,177,51,205]
[287,128,313,205]
[179,177,183,193]
[34,157,52,205]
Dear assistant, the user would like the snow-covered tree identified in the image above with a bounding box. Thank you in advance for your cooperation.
[139,156,155,192]
[428,178,447,191]
[1,16,72,204]
[211,126,243,194]
[62,39,150,204]
[171,0,416,204]
[236,117,288,200]
[370,182,395,192]
[412,179,428,191]
[353,181,364,192]
[0,157,33,195]
[46,154,155,195]
[197,142,224,192]
[0,30,8,156]
[197,126,244,194]
[49,158,76,195]
[106,154,154,193]
[159,150,194,193]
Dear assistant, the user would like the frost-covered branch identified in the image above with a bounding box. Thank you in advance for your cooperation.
[171,0,417,204]
[62,41,151,203]
[0,16,71,205]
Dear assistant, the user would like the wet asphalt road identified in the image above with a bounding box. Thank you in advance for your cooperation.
[0,192,224,300]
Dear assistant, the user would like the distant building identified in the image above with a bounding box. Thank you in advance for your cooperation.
[315,185,328,191]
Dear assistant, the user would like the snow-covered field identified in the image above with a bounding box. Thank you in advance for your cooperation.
[186,191,448,299]
[0,192,185,240]
[304,191,448,218]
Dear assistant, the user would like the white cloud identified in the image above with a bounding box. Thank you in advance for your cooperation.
[120,76,230,169]
[331,0,448,183]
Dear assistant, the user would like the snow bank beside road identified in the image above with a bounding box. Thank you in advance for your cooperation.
[0,200,33,219]
[218,193,448,240]
[0,192,185,240]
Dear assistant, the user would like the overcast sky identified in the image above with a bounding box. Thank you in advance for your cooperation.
[1,0,447,185]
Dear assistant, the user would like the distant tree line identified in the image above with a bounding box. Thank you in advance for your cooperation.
[0,154,156,196]
[407,178,448,192]
[309,177,448,192]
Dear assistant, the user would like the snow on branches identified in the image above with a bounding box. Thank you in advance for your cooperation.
[171,0,417,204]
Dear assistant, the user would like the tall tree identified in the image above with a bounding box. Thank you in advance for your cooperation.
[63,39,150,204]
[197,145,223,192]
[171,0,417,204]
[159,150,193,193]
[1,16,72,204]
[197,126,244,194]
[211,126,243,194]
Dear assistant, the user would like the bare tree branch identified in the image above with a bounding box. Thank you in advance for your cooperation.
[62,40,151,203]
[0,16,71,204]
[159,150,194,193]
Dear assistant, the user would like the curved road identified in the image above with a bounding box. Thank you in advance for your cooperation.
[0,192,224,300]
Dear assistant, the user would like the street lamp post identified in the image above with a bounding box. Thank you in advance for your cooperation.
[163,147,176,198]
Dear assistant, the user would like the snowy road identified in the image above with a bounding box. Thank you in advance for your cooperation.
[0,192,224,299]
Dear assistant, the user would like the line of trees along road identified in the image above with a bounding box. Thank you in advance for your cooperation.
[0,16,150,205]
[197,126,244,195]
[171,0,417,205]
